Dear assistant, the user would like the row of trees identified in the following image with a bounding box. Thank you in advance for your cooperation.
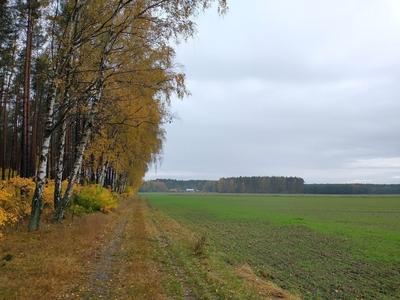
[0,0,227,231]
[303,184,400,194]
[139,179,214,192]
[140,178,400,194]
[140,176,306,194]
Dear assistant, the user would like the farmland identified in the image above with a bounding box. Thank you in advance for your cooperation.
[145,193,400,299]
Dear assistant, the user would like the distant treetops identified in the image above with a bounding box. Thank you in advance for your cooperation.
[140,177,400,194]
[140,176,305,193]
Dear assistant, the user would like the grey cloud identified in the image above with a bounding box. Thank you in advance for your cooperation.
[146,0,400,184]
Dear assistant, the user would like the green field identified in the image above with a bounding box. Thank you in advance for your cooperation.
[144,193,400,300]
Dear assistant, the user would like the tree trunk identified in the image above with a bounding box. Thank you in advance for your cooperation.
[53,0,123,222]
[29,0,88,230]
[28,84,58,231]
[21,1,34,178]
[54,114,92,222]
[30,77,40,176]
[3,46,16,179]
[98,160,109,187]
[53,115,67,222]
[0,76,4,178]
[10,92,20,179]
[2,78,9,180]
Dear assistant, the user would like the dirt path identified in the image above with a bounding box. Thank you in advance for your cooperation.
[56,196,296,300]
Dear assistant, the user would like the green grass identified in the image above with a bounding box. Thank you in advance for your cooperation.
[144,193,400,300]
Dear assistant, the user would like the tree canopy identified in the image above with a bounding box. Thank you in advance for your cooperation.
[0,0,228,230]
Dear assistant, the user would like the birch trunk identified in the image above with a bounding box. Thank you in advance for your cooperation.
[55,116,92,222]
[28,0,87,231]
[98,160,109,187]
[54,1,124,222]
[28,84,58,231]
[53,115,67,222]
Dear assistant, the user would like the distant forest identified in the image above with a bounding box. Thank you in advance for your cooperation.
[139,177,400,194]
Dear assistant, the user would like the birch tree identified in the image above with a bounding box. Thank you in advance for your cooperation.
[28,0,90,231]
[29,0,228,230]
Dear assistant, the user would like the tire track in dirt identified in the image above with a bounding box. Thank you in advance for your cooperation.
[73,195,167,299]
[80,198,135,299]
[55,197,135,299]
[83,218,130,298]
[149,216,197,300]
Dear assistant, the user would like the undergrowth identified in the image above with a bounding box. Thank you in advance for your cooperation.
[71,185,119,214]
[1,177,120,238]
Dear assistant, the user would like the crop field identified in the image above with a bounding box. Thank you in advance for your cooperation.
[144,193,400,300]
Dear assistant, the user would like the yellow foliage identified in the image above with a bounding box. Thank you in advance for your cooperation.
[123,186,135,197]
[0,177,70,237]
[71,185,118,214]
[1,177,33,224]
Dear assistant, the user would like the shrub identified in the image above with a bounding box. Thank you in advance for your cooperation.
[0,177,35,229]
[124,186,136,197]
[0,177,77,237]
[0,177,57,237]
[71,185,118,213]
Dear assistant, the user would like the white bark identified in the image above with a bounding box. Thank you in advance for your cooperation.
[28,0,87,230]
[28,84,58,231]
[98,160,109,187]
[55,1,124,221]
[53,116,67,222]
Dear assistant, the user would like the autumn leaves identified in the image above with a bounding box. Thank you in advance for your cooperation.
[21,0,227,230]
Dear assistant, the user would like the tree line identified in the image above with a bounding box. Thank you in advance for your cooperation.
[0,0,227,231]
[139,176,305,193]
[303,184,400,194]
[140,178,400,194]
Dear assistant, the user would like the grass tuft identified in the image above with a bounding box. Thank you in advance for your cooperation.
[193,235,207,256]
[2,253,13,261]
[236,264,300,299]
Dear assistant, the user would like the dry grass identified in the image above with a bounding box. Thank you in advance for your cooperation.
[106,196,168,299]
[0,201,125,299]
[236,264,301,300]
[55,195,170,299]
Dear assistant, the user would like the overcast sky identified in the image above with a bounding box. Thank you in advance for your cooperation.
[145,0,400,184]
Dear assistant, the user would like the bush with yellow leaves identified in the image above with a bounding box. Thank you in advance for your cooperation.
[1,177,117,237]
[0,177,73,236]
[124,186,135,197]
[1,177,34,226]
[0,177,54,237]
[71,185,119,214]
